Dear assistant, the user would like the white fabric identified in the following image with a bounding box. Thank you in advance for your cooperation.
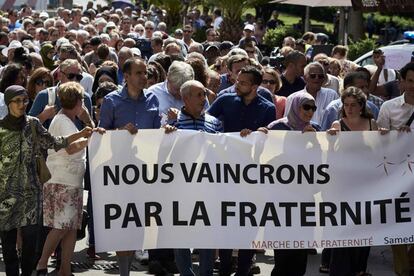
[0,93,7,119]
[47,113,86,188]
[89,130,414,252]
[324,74,340,94]
[284,87,339,125]
[81,72,94,96]
[213,16,223,30]
[377,94,414,130]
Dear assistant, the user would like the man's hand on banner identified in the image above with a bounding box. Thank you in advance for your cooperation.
[163,124,177,134]
[240,128,252,137]
[119,123,138,134]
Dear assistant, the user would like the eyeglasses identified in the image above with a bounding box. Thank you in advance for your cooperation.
[145,27,154,30]
[262,79,276,85]
[246,50,255,54]
[35,79,52,86]
[302,104,317,112]
[183,30,192,33]
[63,72,83,81]
[10,98,29,105]
[309,73,325,80]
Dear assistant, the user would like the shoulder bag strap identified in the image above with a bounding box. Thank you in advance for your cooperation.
[406,111,414,127]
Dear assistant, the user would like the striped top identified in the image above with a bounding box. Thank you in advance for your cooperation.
[173,108,223,133]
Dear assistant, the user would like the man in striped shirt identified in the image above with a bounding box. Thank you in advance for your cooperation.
[166,80,221,276]
[172,80,223,133]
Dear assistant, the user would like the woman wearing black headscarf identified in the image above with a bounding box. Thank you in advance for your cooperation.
[0,85,93,276]
[91,66,119,96]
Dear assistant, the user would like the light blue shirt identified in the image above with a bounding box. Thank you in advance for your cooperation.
[0,93,7,119]
[99,85,161,130]
[320,98,379,130]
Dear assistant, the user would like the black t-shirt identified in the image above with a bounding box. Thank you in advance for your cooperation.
[277,75,306,97]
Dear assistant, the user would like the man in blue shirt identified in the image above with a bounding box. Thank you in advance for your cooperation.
[208,66,275,276]
[98,57,161,276]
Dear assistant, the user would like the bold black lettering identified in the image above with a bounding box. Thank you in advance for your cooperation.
[259,202,281,226]
[173,201,187,225]
[373,199,392,223]
[145,202,162,226]
[122,203,142,228]
[340,202,361,225]
[316,164,330,184]
[161,163,174,183]
[122,164,139,184]
[142,164,158,184]
[243,164,258,184]
[197,163,214,183]
[300,202,316,226]
[216,163,221,183]
[189,201,211,226]
[221,201,236,226]
[181,163,197,182]
[105,204,121,229]
[240,202,257,226]
[395,194,411,223]
[104,165,119,185]
[223,164,240,183]
[365,201,372,224]
[279,202,297,226]
[276,165,295,184]
[319,202,338,226]
[260,165,275,184]
[298,164,314,184]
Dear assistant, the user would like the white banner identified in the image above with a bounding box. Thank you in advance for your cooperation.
[88,130,414,253]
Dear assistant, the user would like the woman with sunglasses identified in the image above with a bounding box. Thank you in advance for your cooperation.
[0,85,93,276]
[262,67,286,119]
[326,86,379,276]
[261,92,319,276]
[27,68,54,111]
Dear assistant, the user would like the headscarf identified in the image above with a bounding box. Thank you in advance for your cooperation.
[40,43,57,70]
[0,85,28,131]
[92,66,118,94]
[276,92,315,131]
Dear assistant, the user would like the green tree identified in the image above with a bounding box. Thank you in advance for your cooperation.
[148,0,182,28]
[205,0,268,43]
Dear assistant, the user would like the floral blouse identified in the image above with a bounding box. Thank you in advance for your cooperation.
[0,116,67,231]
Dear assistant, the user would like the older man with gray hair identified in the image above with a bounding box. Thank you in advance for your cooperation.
[148,60,197,125]
[284,61,339,125]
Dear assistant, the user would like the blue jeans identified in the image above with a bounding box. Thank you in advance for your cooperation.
[174,249,214,276]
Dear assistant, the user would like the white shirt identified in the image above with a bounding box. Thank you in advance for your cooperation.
[0,93,7,119]
[213,16,223,30]
[377,94,414,130]
[284,87,339,125]
[324,74,340,94]
[80,72,94,96]
[46,114,86,188]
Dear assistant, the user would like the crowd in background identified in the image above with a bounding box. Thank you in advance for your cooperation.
[0,1,414,276]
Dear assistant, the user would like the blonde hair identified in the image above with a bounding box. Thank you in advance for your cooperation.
[58,81,84,109]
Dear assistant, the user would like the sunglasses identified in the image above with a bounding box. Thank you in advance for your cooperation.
[10,98,29,105]
[183,30,192,33]
[302,104,317,112]
[64,72,83,81]
[145,27,154,30]
[309,73,325,80]
[35,79,52,86]
[262,79,276,85]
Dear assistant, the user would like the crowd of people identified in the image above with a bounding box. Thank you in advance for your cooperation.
[0,1,413,276]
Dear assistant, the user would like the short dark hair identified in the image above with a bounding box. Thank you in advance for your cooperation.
[151,36,163,46]
[95,81,118,102]
[340,86,372,119]
[284,50,305,67]
[343,72,369,89]
[227,54,249,71]
[122,57,144,74]
[240,65,263,86]
[400,62,414,80]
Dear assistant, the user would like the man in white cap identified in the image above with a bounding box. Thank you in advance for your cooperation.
[238,24,258,48]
